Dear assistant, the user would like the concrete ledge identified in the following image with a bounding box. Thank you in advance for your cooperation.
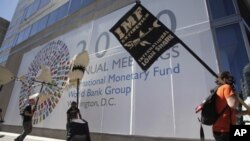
[1,125,213,141]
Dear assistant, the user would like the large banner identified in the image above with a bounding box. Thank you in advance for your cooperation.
[110,3,180,71]
[4,0,218,139]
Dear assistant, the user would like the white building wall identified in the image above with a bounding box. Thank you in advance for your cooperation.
[3,0,218,140]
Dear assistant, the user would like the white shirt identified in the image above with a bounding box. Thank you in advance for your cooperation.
[242,97,250,125]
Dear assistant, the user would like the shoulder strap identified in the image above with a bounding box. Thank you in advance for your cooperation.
[217,105,229,118]
[215,85,230,120]
[214,85,229,119]
[199,122,205,141]
[199,86,227,141]
[229,107,232,125]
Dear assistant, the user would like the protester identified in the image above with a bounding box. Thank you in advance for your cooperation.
[66,101,82,140]
[15,99,35,141]
[212,71,250,141]
[0,108,4,123]
[0,108,4,133]
[67,101,82,123]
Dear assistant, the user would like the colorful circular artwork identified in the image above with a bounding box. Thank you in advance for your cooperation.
[19,40,71,125]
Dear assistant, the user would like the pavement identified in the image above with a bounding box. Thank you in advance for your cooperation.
[0,132,65,141]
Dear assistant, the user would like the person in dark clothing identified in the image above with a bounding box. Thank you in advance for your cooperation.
[15,99,35,141]
[67,101,82,122]
[66,101,83,141]
[0,108,4,135]
[0,108,4,123]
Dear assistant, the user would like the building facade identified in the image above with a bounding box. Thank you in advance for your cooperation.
[0,0,249,141]
[0,17,9,49]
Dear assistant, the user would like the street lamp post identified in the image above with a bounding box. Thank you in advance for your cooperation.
[67,51,89,107]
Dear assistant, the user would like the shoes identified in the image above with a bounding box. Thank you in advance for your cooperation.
[0,120,4,123]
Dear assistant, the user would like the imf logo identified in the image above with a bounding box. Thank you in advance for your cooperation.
[19,40,71,125]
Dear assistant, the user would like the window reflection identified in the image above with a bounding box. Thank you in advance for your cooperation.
[24,0,50,19]
[39,0,50,9]
[15,0,94,46]
[31,16,49,36]
[47,10,58,27]
[215,24,249,90]
[30,0,41,16]
[69,0,82,14]
[25,5,33,18]
[82,0,93,6]
[57,2,69,21]
[208,0,236,20]
[37,16,48,32]
[30,22,39,36]
[16,26,31,44]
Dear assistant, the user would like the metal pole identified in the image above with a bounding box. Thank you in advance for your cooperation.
[77,78,80,108]
[0,85,3,92]
[179,40,218,78]
[33,83,44,112]
[178,40,250,113]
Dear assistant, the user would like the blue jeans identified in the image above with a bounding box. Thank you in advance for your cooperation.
[213,132,229,141]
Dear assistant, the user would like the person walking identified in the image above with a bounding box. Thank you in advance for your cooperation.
[212,71,250,141]
[15,99,35,141]
[66,101,82,141]
[0,108,4,123]
[0,108,4,135]
[67,101,82,123]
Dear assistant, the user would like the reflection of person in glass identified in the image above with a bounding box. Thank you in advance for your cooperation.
[15,99,35,141]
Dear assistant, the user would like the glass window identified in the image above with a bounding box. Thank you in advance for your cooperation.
[37,15,48,32]
[23,27,31,41]
[25,0,41,18]
[39,0,50,9]
[13,35,18,46]
[30,15,48,36]
[246,28,250,46]
[208,0,236,20]
[47,2,69,27]
[0,43,7,50]
[57,2,69,21]
[16,26,31,44]
[16,32,24,44]
[25,5,33,18]
[69,0,82,14]
[215,24,249,90]
[1,55,8,63]
[47,10,58,27]
[21,7,28,22]
[30,21,39,36]
[30,0,41,16]
[8,38,15,49]
[82,0,93,7]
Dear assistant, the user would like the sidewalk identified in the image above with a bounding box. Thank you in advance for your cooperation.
[0,131,65,141]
